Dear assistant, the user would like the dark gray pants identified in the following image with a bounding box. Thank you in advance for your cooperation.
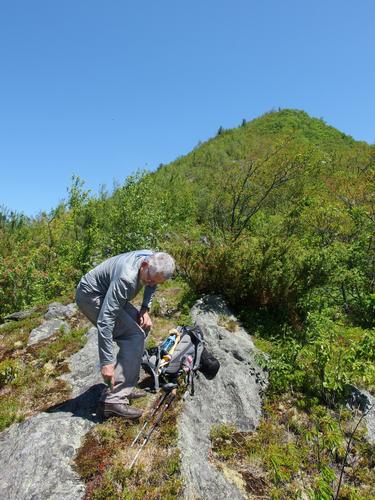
[76,285,147,404]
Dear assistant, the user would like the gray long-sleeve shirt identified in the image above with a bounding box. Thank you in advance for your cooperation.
[79,249,156,365]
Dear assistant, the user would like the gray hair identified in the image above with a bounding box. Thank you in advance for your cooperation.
[148,252,175,279]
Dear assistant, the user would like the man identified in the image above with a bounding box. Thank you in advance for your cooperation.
[75,250,175,419]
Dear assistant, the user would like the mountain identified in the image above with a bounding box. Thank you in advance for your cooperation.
[1,109,374,498]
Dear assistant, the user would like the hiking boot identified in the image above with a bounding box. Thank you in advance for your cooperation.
[128,389,147,400]
[97,402,143,420]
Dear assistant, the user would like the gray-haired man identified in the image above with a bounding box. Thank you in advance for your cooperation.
[76,250,175,419]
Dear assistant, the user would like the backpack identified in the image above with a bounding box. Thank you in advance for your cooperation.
[141,325,220,393]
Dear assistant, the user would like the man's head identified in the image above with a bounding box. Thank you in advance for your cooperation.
[139,252,175,287]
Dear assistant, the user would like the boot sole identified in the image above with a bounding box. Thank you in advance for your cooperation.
[103,410,142,420]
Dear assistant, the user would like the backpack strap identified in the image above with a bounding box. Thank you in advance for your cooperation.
[193,341,204,371]
[183,325,205,372]
[142,346,163,392]
[181,325,205,397]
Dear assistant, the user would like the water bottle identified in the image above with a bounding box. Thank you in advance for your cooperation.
[160,334,176,355]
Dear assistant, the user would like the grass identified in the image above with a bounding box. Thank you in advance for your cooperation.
[75,390,183,500]
[0,306,90,431]
[209,394,375,499]
[0,315,43,362]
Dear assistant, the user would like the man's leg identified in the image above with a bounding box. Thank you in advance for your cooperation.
[100,302,146,405]
[75,285,101,324]
[76,288,146,419]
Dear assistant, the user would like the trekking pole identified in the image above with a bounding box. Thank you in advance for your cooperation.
[128,389,177,470]
[131,393,167,446]
[131,382,178,447]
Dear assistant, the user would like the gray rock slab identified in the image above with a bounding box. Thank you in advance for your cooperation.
[28,319,70,346]
[0,327,104,500]
[178,296,267,500]
[365,393,375,444]
[0,412,92,500]
[4,308,36,322]
[347,385,375,444]
[61,326,104,397]
[45,302,78,321]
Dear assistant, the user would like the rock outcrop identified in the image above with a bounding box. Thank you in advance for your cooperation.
[0,327,103,500]
[45,302,78,321]
[347,385,375,444]
[1,296,266,500]
[178,296,267,500]
[27,302,78,346]
[28,318,70,346]
[3,308,36,322]
[1,297,374,499]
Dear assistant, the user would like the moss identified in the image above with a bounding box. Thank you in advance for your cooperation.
[0,316,42,361]
[218,314,239,332]
[210,424,244,460]
[36,327,87,363]
[153,400,180,447]
[75,433,113,481]
[0,324,89,431]
[77,390,183,499]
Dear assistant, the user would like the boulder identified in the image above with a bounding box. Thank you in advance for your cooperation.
[0,327,103,500]
[0,412,92,500]
[60,326,103,397]
[347,385,375,444]
[45,302,77,321]
[28,319,70,346]
[3,308,36,322]
[178,296,267,500]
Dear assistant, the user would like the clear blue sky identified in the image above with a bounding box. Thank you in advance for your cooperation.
[1,0,374,216]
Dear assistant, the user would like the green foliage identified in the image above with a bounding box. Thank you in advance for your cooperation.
[0,109,373,442]
[1,108,374,495]
[0,397,24,431]
[1,109,373,330]
[0,358,20,387]
[210,397,375,498]
[254,310,375,402]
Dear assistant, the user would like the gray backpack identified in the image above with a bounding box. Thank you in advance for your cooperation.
[142,325,208,393]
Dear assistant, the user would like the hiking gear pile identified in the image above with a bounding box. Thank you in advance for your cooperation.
[141,324,220,393]
[129,326,220,468]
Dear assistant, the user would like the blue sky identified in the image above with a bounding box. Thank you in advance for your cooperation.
[1,0,374,216]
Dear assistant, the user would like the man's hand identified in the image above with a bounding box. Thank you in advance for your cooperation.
[139,308,153,330]
[101,363,115,389]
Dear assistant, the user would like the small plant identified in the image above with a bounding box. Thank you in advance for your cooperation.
[209,395,375,498]
[0,358,20,387]
[218,314,239,332]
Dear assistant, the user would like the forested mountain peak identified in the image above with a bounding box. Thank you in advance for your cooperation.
[155,109,372,188]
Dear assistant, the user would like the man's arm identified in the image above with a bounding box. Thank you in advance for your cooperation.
[139,285,156,329]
